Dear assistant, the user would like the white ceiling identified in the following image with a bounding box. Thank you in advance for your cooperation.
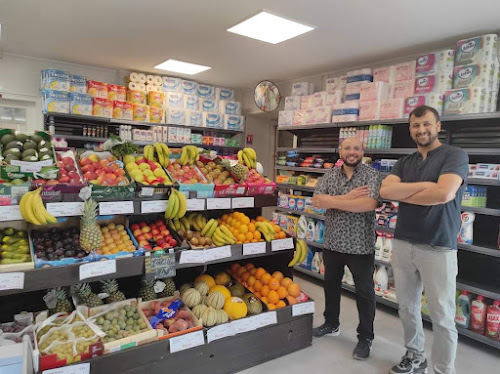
[1,0,500,88]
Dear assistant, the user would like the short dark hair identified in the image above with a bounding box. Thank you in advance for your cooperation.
[408,105,440,123]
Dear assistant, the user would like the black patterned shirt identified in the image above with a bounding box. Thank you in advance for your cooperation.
[315,164,381,255]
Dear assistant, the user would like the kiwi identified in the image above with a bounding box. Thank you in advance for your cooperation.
[3,149,22,158]
[39,154,52,161]
[22,149,38,158]
[14,133,29,143]
[22,141,38,150]
[5,141,23,150]
[22,155,38,162]
[1,134,15,145]
[30,135,43,144]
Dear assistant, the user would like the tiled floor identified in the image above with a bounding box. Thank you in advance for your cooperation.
[238,275,499,374]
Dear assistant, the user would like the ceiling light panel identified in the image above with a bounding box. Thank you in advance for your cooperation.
[154,59,211,75]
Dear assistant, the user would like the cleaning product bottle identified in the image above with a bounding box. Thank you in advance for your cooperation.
[305,218,316,242]
[458,212,475,244]
[319,252,325,275]
[470,295,487,334]
[374,266,388,296]
[486,300,500,340]
[311,252,321,273]
[455,290,472,328]
[343,265,354,286]
[315,220,325,244]
[382,233,393,263]
[375,232,384,261]
[297,216,308,239]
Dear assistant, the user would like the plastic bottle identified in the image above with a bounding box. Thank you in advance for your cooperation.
[382,233,393,263]
[374,266,388,296]
[297,216,308,239]
[305,218,316,242]
[375,231,384,261]
[470,295,487,334]
[311,252,321,273]
[455,290,472,328]
[343,265,354,286]
[458,212,475,244]
[315,220,325,244]
[486,300,500,340]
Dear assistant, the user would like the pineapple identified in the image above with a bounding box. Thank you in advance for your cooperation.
[100,279,126,304]
[221,159,249,180]
[47,288,73,315]
[138,278,156,301]
[156,278,176,298]
[74,283,103,307]
[80,198,103,253]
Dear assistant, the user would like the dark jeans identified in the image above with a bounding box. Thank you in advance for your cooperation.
[323,249,376,341]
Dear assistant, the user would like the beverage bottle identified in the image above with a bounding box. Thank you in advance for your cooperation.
[455,290,472,328]
[470,295,487,334]
[374,266,388,296]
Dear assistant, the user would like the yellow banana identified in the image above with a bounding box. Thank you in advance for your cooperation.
[212,235,225,247]
[154,143,165,166]
[20,191,42,225]
[219,226,236,242]
[180,217,191,231]
[245,148,257,161]
[237,150,244,164]
[205,219,219,238]
[201,218,216,237]
[160,144,170,166]
[297,240,308,263]
[165,192,179,219]
[213,229,229,245]
[242,152,252,168]
[194,215,204,232]
[216,228,234,244]
[288,241,303,267]
[178,147,189,166]
[175,190,187,219]
[33,188,56,224]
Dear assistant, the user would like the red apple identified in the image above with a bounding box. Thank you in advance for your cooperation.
[160,229,170,236]
[59,176,70,183]
[69,178,80,185]
[152,229,160,236]
[80,157,92,166]
[56,153,63,162]
[81,165,94,173]
[92,162,102,170]
[139,222,147,228]
[161,243,171,249]
[133,229,142,237]
[130,224,140,231]
[62,157,73,165]
[155,220,163,226]
[103,167,114,174]
[168,238,177,247]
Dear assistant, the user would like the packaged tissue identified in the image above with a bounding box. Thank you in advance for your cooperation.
[325,76,347,91]
[149,106,164,123]
[162,77,182,92]
[181,80,198,95]
[128,82,146,92]
[292,82,314,96]
[312,92,327,107]
[113,101,133,120]
[373,66,396,83]
[300,95,313,109]
[395,61,416,82]
[42,89,69,113]
[304,109,316,125]
[332,102,360,122]
[87,81,108,99]
[219,100,242,115]
[360,82,391,102]
[69,92,93,115]
[166,92,184,108]
[359,101,381,121]
[133,103,150,122]
[147,91,166,108]
[404,94,444,117]
[93,98,113,118]
[416,50,455,76]
[69,74,87,93]
[128,72,146,84]
[183,95,199,111]
[200,99,219,113]
[414,74,452,95]
[127,90,147,105]
[186,110,203,127]
[216,87,235,101]
[313,106,333,123]
[325,90,343,106]
[41,69,70,91]
[293,110,306,126]
[443,88,486,115]
[453,62,498,89]
[393,80,416,99]
[146,75,162,86]
[166,108,185,125]
[203,112,222,128]
[278,110,294,126]
[107,84,126,101]
[455,34,498,66]
[380,99,405,120]
[224,115,245,131]
[345,82,363,101]
[285,96,301,110]
[346,68,373,83]
[197,84,215,99]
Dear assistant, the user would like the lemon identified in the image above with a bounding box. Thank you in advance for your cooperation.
[129,169,142,178]
[139,163,151,171]
[143,169,154,177]
[134,174,145,183]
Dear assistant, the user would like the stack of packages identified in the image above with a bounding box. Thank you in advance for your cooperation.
[126,72,164,123]
[444,34,499,115]
[278,82,315,126]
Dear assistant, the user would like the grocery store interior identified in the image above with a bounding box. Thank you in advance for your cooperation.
[0,1,500,373]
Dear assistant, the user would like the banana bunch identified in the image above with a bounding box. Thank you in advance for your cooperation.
[144,143,170,167]
[256,221,276,242]
[164,189,187,219]
[288,239,308,267]
[187,213,207,232]
[212,226,236,247]
[169,217,192,232]
[200,218,218,238]
[144,145,156,161]
[178,145,199,166]
[19,188,57,225]
[1,232,30,264]
[238,148,257,169]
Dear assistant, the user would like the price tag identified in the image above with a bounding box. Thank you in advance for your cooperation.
[186,199,205,211]
[0,272,24,291]
[204,246,232,262]
[139,187,155,197]
[179,250,206,264]
[0,205,23,221]
[292,301,315,316]
[207,323,236,343]
[43,362,90,374]
[231,197,254,209]
[145,253,176,280]
[169,330,205,353]
[243,242,267,256]
[46,202,85,217]
[141,200,168,214]
[206,198,231,210]
[271,238,294,251]
[252,311,277,328]
[99,201,134,215]
[79,260,116,280]
[231,318,255,334]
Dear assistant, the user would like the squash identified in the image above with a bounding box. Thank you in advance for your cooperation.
[214,272,231,286]
[209,285,231,300]
[205,291,225,309]
[181,288,201,308]
[192,304,208,319]
[201,306,218,327]
[223,297,248,320]
[229,283,245,298]
[242,293,263,315]
[179,283,193,295]
[215,309,228,325]
[194,274,216,288]
[195,281,210,296]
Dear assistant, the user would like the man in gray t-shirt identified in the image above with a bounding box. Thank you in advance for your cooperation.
[381,106,468,374]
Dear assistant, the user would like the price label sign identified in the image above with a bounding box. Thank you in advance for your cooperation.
[231,318,254,334]
[204,246,232,262]
[179,250,206,264]
[292,301,315,316]
[46,202,85,217]
[271,238,294,251]
[242,242,267,256]
[141,200,168,214]
[79,260,116,280]
[252,311,277,328]
[99,201,134,216]
[231,197,254,209]
[206,198,231,210]
[186,199,205,211]
[0,272,24,291]
[207,324,236,343]
[145,253,176,280]
[0,205,23,221]
[169,330,205,353]
[43,362,90,374]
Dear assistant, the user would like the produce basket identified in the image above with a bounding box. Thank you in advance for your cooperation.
[165,163,214,199]
[0,179,31,206]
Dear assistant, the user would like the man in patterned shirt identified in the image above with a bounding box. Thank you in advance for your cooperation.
[311,137,381,360]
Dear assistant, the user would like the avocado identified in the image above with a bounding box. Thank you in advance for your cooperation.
[5,141,23,150]
[38,147,50,154]
[22,155,38,162]
[23,140,38,150]
[30,134,44,144]
[4,155,20,163]
[39,154,52,161]
[22,149,38,158]
[38,140,49,149]
[38,150,52,158]
[3,149,22,157]
[14,133,29,143]
[1,134,15,145]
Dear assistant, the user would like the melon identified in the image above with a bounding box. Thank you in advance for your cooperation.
[205,291,225,309]
[181,288,201,308]
[201,307,218,327]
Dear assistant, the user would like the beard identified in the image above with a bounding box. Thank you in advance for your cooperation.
[414,131,438,147]
[342,157,362,167]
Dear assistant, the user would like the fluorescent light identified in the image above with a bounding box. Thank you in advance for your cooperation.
[154,59,211,75]
[227,11,314,44]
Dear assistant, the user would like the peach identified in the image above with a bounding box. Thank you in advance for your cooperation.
[141,226,151,233]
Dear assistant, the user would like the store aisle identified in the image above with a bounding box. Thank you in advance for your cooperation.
[238,275,498,374]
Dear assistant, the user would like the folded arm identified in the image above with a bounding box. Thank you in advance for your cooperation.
[321,196,378,213]
[380,175,436,201]
[399,174,463,206]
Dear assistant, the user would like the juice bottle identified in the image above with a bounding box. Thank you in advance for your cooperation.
[470,295,487,334]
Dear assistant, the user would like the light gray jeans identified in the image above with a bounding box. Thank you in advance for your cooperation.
[391,239,458,374]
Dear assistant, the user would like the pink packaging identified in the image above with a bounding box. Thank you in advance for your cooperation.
[325,90,343,106]
[300,95,313,109]
[313,106,333,123]
[345,81,363,95]
[312,92,327,107]
[395,61,417,82]
[393,80,416,99]
[304,108,316,124]
[332,101,360,122]
[414,75,452,95]
[373,66,396,83]
[404,94,444,117]
[380,99,405,120]
[360,82,391,102]
[359,101,381,121]
[293,110,306,126]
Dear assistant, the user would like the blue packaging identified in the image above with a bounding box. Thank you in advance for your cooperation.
[70,74,88,93]
[197,84,215,99]
[41,69,70,91]
[181,80,198,95]
[42,89,70,113]
[69,92,93,115]
[315,220,325,244]
[300,248,315,270]
[149,299,183,328]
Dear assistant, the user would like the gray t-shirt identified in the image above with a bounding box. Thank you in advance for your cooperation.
[390,144,469,249]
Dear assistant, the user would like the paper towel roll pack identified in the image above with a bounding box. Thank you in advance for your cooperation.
[69,74,87,93]
[147,91,166,108]
[292,82,314,96]
[373,66,396,84]
[69,93,93,116]
[285,96,301,110]
[146,85,162,92]
[108,84,126,102]
[149,106,164,123]
[166,108,186,125]
[186,110,203,127]
[127,90,147,105]
[93,98,113,118]
[181,80,198,95]
[128,82,146,92]
[133,104,150,122]
[453,62,498,89]
[455,34,498,66]
[360,82,391,102]
[393,80,416,99]
[325,76,347,91]
[359,101,381,121]
[379,99,404,120]
[325,90,343,106]
[41,69,70,91]
[216,87,235,101]
[395,61,416,82]
[345,82,364,101]
[162,77,182,93]
[346,68,373,83]
[42,89,70,113]
[312,92,327,107]
[87,81,108,99]
[113,101,133,120]
[332,102,360,122]
[200,99,219,113]
[444,88,486,115]
[414,74,452,95]
[166,92,184,109]
[293,110,306,126]
[304,109,316,125]
[219,100,242,115]
[203,112,222,128]
[300,95,313,109]
[184,95,200,111]
[416,50,455,76]
[127,72,147,84]
[146,75,162,86]
[279,110,295,126]
[224,115,245,131]
[197,84,215,99]
[404,94,444,117]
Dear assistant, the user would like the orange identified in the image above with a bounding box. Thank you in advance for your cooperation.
[241,272,251,282]
[237,267,247,277]
[221,214,229,221]
[234,221,241,229]
[261,285,270,297]
[245,232,254,241]
[245,263,255,270]
[231,263,241,273]
[255,267,266,280]
[267,290,279,304]
[249,268,257,276]
[277,286,288,299]
[286,296,298,305]
[248,223,256,233]
[239,225,248,234]
[256,216,264,222]
[237,234,246,242]
[276,300,286,309]
[287,283,301,297]
[261,273,272,285]
[242,216,250,225]
[267,303,276,310]
[273,225,281,233]
[278,231,286,239]
[261,297,268,304]
[247,275,257,287]
[253,280,263,292]
[248,286,254,292]
[272,271,284,281]
[281,277,293,288]
[253,231,262,240]
[254,291,261,298]
[268,277,280,291]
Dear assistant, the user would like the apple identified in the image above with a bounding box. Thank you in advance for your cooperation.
[133,229,142,237]
[138,240,149,247]
[131,224,140,231]
[32,179,47,185]
[59,176,70,183]
[168,238,177,247]
[92,162,102,170]
[141,226,151,233]
[144,233,152,240]
[84,171,98,180]
[153,246,162,251]
[80,158,92,166]
[81,164,94,173]
[156,238,166,246]
[144,244,152,250]
[155,220,163,226]
[139,222,147,228]
[151,229,160,236]
[69,178,80,185]
[161,243,171,249]
[56,153,63,162]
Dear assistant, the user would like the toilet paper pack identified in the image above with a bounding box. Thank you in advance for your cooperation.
[219,100,242,115]
[41,69,70,91]
[166,108,186,125]
[325,90,343,106]
[379,99,405,120]
[346,68,373,83]
[393,80,415,99]
[186,110,203,127]
[300,95,313,109]
[69,74,87,94]
[345,82,364,101]
[127,72,146,84]
[149,106,164,123]
[455,34,498,66]
[443,88,486,115]
[147,91,166,108]
[359,101,381,121]
[166,92,184,109]
[183,95,200,111]
[304,109,316,125]
[313,106,333,124]
[181,80,198,95]
[93,98,113,118]
[146,84,162,93]
[69,92,93,116]
[395,61,416,82]
[285,96,301,110]
[216,87,235,101]
[224,115,245,131]
[162,77,182,93]
[404,94,444,117]
[325,76,347,91]
[107,84,126,102]
[200,99,219,113]
[128,82,146,92]
[87,81,108,99]
[42,89,70,113]
[453,62,498,90]
[332,102,360,122]
[146,75,162,86]
[414,74,452,95]
[415,50,455,77]
[127,90,147,105]
[292,82,314,96]
[197,84,215,100]
[113,101,133,120]
[313,92,328,107]
[278,110,295,126]
[373,66,396,84]
[203,112,222,128]
[293,110,306,126]
[360,82,391,102]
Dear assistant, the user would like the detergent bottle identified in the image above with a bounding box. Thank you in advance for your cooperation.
[486,300,500,340]
[470,295,487,334]
[458,212,475,244]
[455,290,472,328]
